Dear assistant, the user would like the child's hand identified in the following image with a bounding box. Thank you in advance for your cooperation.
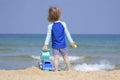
[70,42,75,48]
[70,42,77,48]
[42,45,48,51]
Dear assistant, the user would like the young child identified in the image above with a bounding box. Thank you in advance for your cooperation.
[42,6,76,71]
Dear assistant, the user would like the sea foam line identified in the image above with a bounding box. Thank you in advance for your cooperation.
[72,60,115,71]
[31,55,83,61]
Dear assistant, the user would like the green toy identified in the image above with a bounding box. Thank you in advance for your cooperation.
[40,49,50,60]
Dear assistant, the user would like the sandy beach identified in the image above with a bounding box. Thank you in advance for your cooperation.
[0,67,120,80]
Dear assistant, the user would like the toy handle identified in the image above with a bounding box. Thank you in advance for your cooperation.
[42,49,50,52]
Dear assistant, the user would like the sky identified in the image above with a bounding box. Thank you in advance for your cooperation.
[0,0,120,34]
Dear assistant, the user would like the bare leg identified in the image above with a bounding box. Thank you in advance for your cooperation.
[62,54,71,70]
[54,54,59,71]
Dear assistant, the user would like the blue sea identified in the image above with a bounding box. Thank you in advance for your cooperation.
[0,34,120,71]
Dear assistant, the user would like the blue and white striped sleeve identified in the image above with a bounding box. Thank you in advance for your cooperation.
[62,22,74,43]
[44,24,52,45]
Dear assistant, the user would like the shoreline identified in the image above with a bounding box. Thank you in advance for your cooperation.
[0,66,120,80]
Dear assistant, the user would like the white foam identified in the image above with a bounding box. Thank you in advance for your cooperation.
[31,55,83,61]
[31,55,40,60]
[72,60,115,71]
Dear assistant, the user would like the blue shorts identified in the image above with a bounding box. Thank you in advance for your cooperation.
[52,48,67,55]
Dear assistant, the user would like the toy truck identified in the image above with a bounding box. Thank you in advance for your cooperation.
[41,59,53,71]
[39,49,53,71]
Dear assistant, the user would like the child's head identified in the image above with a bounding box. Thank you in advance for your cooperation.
[48,7,61,22]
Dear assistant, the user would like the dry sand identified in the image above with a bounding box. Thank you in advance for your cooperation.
[0,67,120,80]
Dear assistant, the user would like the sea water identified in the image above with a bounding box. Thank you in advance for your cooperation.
[0,34,120,71]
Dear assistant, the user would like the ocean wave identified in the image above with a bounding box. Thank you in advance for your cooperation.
[0,55,84,62]
[72,60,115,71]
[31,55,84,61]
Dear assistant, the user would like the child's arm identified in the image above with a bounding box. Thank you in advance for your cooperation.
[43,24,52,50]
[62,22,76,48]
